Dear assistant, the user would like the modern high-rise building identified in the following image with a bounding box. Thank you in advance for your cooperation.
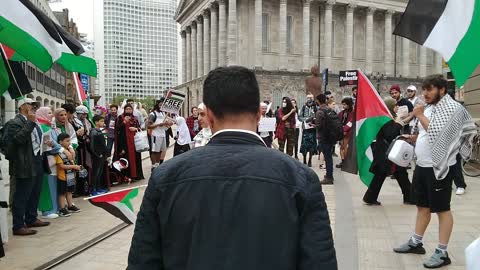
[94,0,178,105]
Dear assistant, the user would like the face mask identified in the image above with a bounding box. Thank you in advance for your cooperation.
[282,102,287,108]
[307,99,313,105]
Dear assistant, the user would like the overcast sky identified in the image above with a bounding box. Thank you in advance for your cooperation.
[50,0,95,40]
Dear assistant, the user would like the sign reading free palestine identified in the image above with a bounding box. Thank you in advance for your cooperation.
[160,90,186,114]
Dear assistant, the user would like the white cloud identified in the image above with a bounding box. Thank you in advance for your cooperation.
[49,0,94,40]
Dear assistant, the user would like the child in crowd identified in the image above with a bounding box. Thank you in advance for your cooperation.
[56,133,81,217]
[90,115,111,196]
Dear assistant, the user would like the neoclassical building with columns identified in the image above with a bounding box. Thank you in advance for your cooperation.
[175,0,443,111]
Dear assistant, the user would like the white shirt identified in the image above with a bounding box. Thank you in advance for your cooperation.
[151,111,167,137]
[415,106,456,168]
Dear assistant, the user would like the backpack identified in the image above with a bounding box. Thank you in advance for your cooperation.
[321,108,343,143]
[0,121,12,159]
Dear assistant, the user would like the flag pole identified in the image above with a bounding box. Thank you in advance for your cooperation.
[0,44,23,98]
[83,184,148,201]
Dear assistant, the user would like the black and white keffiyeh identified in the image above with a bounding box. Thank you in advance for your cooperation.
[428,94,477,180]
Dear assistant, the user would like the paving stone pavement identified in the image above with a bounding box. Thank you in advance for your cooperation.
[1,147,479,270]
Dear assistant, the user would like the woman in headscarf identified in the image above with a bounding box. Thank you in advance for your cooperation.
[299,94,318,167]
[114,104,144,181]
[337,97,354,168]
[193,103,212,148]
[38,108,71,218]
[275,97,297,156]
[362,98,412,205]
[173,116,192,156]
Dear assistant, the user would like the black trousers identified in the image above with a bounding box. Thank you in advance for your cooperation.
[12,156,43,230]
[92,156,107,192]
[363,169,412,203]
[294,128,300,158]
[453,154,467,188]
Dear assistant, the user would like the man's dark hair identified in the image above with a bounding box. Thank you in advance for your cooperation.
[154,98,165,111]
[325,91,332,96]
[61,104,76,114]
[341,97,354,111]
[110,104,118,110]
[191,106,198,113]
[352,86,358,91]
[127,99,135,103]
[57,133,70,143]
[93,115,104,123]
[316,94,327,104]
[422,74,447,92]
[203,66,260,119]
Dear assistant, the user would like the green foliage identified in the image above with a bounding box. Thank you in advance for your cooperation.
[110,95,157,112]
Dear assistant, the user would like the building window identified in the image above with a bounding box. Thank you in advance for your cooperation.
[287,15,293,53]
[262,13,270,52]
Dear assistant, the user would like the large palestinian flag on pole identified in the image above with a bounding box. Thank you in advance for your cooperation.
[0,0,97,77]
[353,71,392,186]
[0,44,32,99]
[87,186,143,225]
[394,0,480,87]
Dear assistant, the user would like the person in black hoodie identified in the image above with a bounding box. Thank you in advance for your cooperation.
[363,98,412,205]
[90,115,111,195]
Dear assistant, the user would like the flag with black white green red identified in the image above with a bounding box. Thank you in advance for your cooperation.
[0,45,32,100]
[87,186,143,225]
[73,72,95,125]
[354,70,392,186]
[394,0,480,87]
[161,90,186,114]
[0,0,97,77]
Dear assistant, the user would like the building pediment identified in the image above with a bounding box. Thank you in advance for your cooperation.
[175,0,200,21]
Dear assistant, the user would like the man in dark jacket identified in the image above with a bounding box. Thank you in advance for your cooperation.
[128,66,337,270]
[315,94,336,185]
[7,98,50,236]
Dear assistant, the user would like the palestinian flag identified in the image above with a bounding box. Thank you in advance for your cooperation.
[0,45,32,99]
[166,90,186,102]
[73,72,94,125]
[394,0,480,87]
[87,187,141,224]
[0,0,97,77]
[354,70,392,186]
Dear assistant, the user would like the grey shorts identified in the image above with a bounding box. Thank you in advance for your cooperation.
[151,136,167,153]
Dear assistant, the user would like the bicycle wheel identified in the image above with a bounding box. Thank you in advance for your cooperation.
[462,160,480,177]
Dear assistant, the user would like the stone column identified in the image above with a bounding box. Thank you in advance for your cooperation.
[227,0,237,65]
[435,52,443,74]
[203,10,211,75]
[366,7,375,75]
[218,0,227,66]
[181,30,187,83]
[254,0,263,68]
[345,3,355,70]
[402,38,410,77]
[419,46,427,78]
[279,0,287,70]
[191,22,197,78]
[302,0,311,71]
[197,17,204,77]
[210,3,218,69]
[384,10,394,77]
[324,0,335,70]
[186,27,192,81]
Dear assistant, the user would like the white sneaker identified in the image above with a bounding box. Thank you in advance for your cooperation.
[42,213,59,219]
[456,187,465,195]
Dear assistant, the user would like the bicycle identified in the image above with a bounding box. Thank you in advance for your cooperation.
[462,124,480,177]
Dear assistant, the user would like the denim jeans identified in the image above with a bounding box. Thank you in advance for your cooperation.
[318,143,334,178]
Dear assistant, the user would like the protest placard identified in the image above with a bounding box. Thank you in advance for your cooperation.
[258,118,276,132]
[160,90,186,114]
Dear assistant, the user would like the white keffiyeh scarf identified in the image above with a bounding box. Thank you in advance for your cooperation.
[428,94,477,180]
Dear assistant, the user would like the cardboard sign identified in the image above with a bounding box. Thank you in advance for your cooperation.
[258,117,276,132]
[160,90,186,114]
[339,70,359,87]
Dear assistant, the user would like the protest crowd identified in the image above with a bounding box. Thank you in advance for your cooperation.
[0,65,477,269]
